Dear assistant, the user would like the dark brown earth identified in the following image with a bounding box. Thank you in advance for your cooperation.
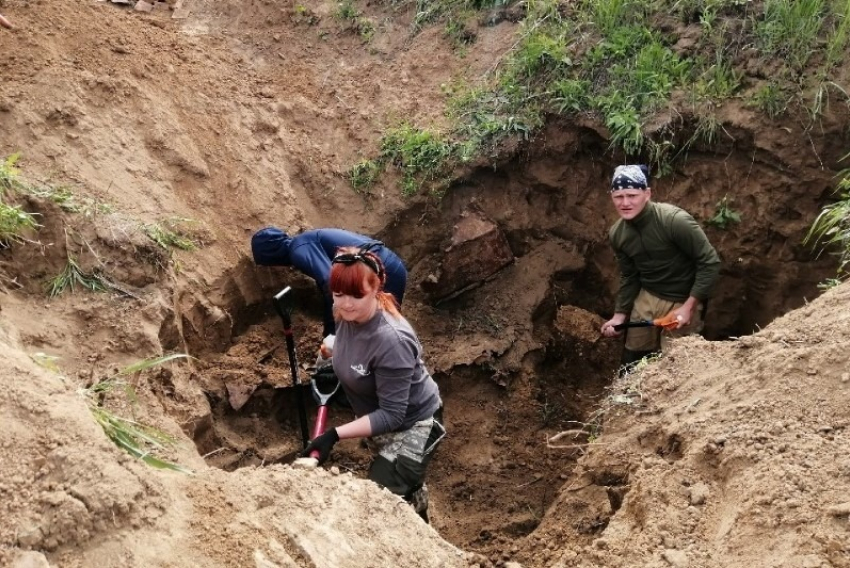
[2,0,850,567]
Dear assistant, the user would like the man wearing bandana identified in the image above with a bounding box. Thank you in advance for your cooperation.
[600,165,721,370]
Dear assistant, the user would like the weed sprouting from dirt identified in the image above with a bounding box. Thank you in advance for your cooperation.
[81,354,194,473]
[0,153,26,193]
[334,0,376,40]
[380,123,456,195]
[143,218,198,251]
[0,154,40,245]
[348,159,383,194]
[29,184,114,216]
[817,277,842,290]
[47,255,107,297]
[30,352,62,373]
[0,201,39,245]
[749,82,789,118]
[547,353,661,452]
[706,195,742,230]
[755,0,826,72]
[46,229,110,297]
[2,153,113,217]
[31,351,194,472]
[537,392,567,427]
[804,157,850,280]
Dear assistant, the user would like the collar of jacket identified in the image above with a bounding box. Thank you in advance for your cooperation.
[625,200,656,230]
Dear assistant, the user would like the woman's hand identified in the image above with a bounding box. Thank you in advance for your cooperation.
[301,429,339,465]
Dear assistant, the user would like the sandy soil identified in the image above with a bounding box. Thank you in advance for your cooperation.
[2,0,850,567]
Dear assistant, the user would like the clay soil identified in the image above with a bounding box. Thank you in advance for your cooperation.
[2,1,850,567]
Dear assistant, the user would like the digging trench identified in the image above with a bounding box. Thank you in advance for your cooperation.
[159,132,840,559]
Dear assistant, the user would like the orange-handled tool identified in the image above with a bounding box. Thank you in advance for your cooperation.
[613,312,680,332]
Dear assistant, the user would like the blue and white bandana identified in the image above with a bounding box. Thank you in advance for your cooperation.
[611,165,649,191]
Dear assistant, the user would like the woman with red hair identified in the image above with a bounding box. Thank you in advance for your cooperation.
[301,246,444,523]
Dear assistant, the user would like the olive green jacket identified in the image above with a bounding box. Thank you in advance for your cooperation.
[609,201,721,314]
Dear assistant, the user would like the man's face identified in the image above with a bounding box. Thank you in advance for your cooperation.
[610,188,651,220]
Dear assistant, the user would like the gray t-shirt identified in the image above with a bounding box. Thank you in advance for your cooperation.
[333,309,442,435]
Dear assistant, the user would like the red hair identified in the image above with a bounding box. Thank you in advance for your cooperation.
[330,247,400,317]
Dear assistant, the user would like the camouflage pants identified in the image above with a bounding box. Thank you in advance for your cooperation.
[366,408,445,515]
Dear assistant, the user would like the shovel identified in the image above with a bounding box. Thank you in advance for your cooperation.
[613,312,681,332]
[272,286,311,449]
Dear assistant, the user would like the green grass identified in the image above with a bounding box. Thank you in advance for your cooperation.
[0,154,40,244]
[749,82,789,118]
[706,195,742,229]
[143,219,198,251]
[0,153,26,193]
[2,154,110,244]
[27,184,113,216]
[691,111,722,146]
[47,255,107,297]
[81,354,194,473]
[341,0,848,194]
[334,0,376,40]
[0,201,39,245]
[817,277,842,290]
[380,123,456,195]
[691,54,742,104]
[584,0,648,36]
[348,159,384,193]
[336,0,359,20]
[756,0,826,72]
[804,161,850,278]
[823,0,850,74]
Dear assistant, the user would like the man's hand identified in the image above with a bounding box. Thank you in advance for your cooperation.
[670,297,698,329]
[0,14,14,29]
[301,428,339,465]
[601,313,628,337]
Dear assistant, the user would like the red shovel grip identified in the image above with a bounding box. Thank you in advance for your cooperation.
[309,405,330,460]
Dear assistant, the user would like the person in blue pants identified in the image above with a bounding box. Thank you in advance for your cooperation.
[251,227,408,337]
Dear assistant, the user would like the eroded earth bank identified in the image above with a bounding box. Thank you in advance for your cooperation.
[2,0,850,567]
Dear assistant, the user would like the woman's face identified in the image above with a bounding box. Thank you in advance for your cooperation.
[332,278,378,324]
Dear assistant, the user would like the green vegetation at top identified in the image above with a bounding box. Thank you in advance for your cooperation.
[349,0,850,196]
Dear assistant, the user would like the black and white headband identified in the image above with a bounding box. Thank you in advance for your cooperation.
[611,165,649,191]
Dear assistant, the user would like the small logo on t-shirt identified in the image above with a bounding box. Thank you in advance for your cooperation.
[350,364,368,376]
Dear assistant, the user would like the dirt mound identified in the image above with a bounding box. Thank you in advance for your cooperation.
[523,282,850,568]
[0,321,481,568]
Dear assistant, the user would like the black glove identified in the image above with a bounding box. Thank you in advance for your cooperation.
[301,428,339,465]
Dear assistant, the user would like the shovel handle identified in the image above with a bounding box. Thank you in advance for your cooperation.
[613,315,680,332]
[273,286,311,449]
[309,405,330,460]
[613,320,656,331]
